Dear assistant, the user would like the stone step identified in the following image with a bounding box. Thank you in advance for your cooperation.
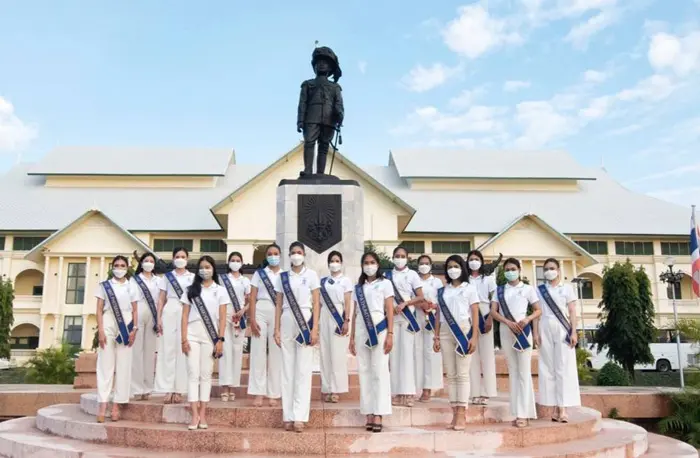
[79,393,512,428]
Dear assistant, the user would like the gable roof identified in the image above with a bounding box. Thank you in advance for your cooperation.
[28,146,235,176]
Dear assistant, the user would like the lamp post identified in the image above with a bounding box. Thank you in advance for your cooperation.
[572,277,591,348]
[659,256,685,388]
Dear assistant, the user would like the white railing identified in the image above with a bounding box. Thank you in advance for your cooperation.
[12,295,42,309]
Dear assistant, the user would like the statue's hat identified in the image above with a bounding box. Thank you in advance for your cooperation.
[311,46,342,82]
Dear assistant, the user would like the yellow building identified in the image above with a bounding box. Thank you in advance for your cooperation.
[0,144,697,363]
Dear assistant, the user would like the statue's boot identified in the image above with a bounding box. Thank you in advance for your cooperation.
[316,149,328,175]
[302,141,315,176]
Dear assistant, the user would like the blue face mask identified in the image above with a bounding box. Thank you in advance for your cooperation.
[267,255,280,267]
[504,270,519,282]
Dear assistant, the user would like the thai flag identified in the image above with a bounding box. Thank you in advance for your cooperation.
[692,207,700,298]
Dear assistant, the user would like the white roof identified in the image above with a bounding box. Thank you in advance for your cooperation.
[27,146,235,176]
[389,149,597,180]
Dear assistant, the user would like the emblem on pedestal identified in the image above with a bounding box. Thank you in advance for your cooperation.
[298,194,342,253]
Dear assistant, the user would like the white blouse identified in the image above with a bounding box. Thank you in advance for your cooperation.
[159,270,195,299]
[95,278,139,314]
[388,268,423,303]
[419,275,443,304]
[439,282,479,324]
[273,267,320,311]
[220,273,251,322]
[181,283,230,324]
[321,274,353,309]
[251,267,282,302]
[129,273,160,306]
[538,282,577,321]
[352,278,394,314]
[467,274,497,316]
[495,282,539,322]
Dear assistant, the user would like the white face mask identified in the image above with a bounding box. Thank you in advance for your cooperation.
[363,264,378,276]
[393,257,407,269]
[173,258,187,269]
[290,254,305,267]
[229,261,242,272]
[112,268,127,279]
[447,267,462,280]
[329,262,342,273]
[199,268,213,280]
[468,260,482,271]
[418,264,431,275]
[141,262,155,273]
[544,270,559,281]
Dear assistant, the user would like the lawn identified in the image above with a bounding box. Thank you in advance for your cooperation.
[582,369,699,387]
[0,368,27,384]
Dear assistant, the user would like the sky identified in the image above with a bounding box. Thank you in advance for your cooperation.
[1,0,699,209]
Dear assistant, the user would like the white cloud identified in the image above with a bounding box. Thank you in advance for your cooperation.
[358,61,367,74]
[605,123,643,136]
[442,4,522,59]
[565,10,618,48]
[503,80,531,92]
[648,31,700,77]
[626,161,700,184]
[583,69,609,83]
[514,101,575,148]
[0,97,36,153]
[448,86,487,109]
[579,96,611,119]
[390,103,508,138]
[647,186,700,207]
[400,63,461,92]
[615,74,677,102]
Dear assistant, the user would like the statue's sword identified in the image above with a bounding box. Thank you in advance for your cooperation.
[328,126,342,175]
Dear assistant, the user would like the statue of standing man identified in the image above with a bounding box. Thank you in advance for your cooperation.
[297,46,344,177]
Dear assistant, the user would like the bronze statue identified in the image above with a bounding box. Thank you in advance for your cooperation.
[297,46,344,177]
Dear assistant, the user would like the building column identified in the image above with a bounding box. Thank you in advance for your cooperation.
[41,256,50,313]
[531,259,537,285]
[55,256,64,314]
[53,314,60,347]
[84,256,92,307]
[81,313,90,350]
[572,260,578,279]
[99,257,106,281]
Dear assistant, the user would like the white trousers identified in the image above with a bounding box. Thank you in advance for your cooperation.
[219,321,245,387]
[538,318,581,407]
[439,322,471,407]
[131,309,158,397]
[280,310,313,422]
[390,312,416,395]
[186,320,214,403]
[320,305,349,394]
[469,327,498,398]
[154,297,188,394]
[415,309,444,392]
[247,299,282,398]
[97,310,133,404]
[355,312,391,416]
[500,326,537,419]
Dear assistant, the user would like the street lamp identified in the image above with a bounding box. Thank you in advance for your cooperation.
[659,256,685,388]
[572,277,591,348]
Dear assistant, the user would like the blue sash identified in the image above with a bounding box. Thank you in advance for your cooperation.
[165,271,185,299]
[221,274,247,330]
[355,284,387,348]
[496,285,531,352]
[478,309,490,335]
[320,278,344,336]
[280,272,313,346]
[424,311,437,332]
[385,271,421,333]
[133,274,158,333]
[102,281,133,346]
[436,287,471,357]
[190,294,222,359]
[538,284,572,345]
[256,268,277,302]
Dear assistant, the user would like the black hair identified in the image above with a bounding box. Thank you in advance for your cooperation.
[466,249,486,278]
[135,252,156,276]
[172,246,189,259]
[226,251,244,273]
[444,254,470,285]
[187,255,220,302]
[543,257,560,269]
[358,251,385,285]
[111,255,129,267]
[503,257,522,282]
[393,246,408,257]
[261,243,282,268]
[417,254,432,265]
[289,241,306,254]
[327,250,343,264]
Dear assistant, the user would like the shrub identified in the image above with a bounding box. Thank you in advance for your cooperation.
[576,347,593,384]
[596,361,630,386]
[24,342,77,384]
[659,389,700,447]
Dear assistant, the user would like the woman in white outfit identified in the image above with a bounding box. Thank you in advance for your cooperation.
[273,241,320,433]
[248,243,283,407]
[433,255,479,431]
[415,255,444,402]
[466,250,498,406]
[534,258,580,423]
[180,256,227,430]
[387,246,425,407]
[155,247,193,404]
[218,251,251,402]
[490,258,541,428]
[349,251,394,433]
[319,250,352,403]
[95,255,138,422]
[129,252,160,401]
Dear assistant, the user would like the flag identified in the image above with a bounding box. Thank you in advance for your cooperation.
[691,206,700,298]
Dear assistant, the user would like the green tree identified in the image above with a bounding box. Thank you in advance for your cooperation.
[0,277,15,360]
[364,242,394,270]
[24,342,77,384]
[594,261,655,380]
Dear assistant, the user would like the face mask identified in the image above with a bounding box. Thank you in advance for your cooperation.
[173,258,187,269]
[141,262,155,273]
[468,260,482,271]
[112,268,127,279]
[363,264,378,276]
[267,255,280,267]
[447,267,462,280]
[199,269,213,280]
[504,270,519,282]
[290,254,305,267]
[329,262,342,273]
[393,257,407,269]
[418,264,431,275]
[229,261,242,272]
[544,270,559,281]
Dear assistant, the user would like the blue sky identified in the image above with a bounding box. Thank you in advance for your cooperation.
[1,0,699,208]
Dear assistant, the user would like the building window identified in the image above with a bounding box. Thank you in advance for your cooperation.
[614,241,654,256]
[66,263,86,304]
[580,281,594,299]
[0,236,5,251]
[153,239,194,253]
[200,239,227,253]
[575,240,608,255]
[10,336,39,350]
[661,242,691,256]
[431,241,471,254]
[62,316,83,346]
[536,266,545,285]
[32,285,43,296]
[399,241,425,255]
[12,236,45,251]
[667,282,683,300]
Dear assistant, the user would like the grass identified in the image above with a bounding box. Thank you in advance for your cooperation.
[581,369,699,387]
[0,367,27,384]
